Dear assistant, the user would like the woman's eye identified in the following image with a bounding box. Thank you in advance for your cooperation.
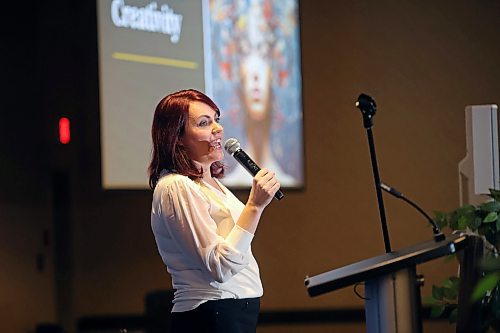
[198,120,208,126]
[215,117,221,123]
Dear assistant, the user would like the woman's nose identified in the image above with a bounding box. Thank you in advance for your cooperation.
[212,122,223,133]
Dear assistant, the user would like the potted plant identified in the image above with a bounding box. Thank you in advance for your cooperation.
[425,189,500,331]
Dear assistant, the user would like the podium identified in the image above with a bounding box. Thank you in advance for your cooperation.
[304,234,470,333]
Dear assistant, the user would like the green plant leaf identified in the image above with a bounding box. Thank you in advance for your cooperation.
[457,215,467,229]
[483,212,498,223]
[432,285,444,300]
[470,216,482,230]
[480,201,500,213]
[489,188,500,201]
[430,304,446,318]
[442,278,454,288]
[433,211,449,229]
[457,205,476,218]
[443,286,458,300]
[449,276,460,290]
[422,295,439,305]
[471,273,500,302]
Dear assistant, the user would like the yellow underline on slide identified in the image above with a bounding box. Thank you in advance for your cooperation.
[112,52,198,69]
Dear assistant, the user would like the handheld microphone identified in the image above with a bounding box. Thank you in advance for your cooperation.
[380,182,445,242]
[224,138,284,201]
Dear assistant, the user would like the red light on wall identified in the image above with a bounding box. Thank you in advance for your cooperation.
[59,117,70,144]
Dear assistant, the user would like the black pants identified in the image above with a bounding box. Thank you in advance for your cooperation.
[170,297,260,333]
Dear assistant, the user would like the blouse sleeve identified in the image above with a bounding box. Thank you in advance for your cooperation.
[159,177,253,283]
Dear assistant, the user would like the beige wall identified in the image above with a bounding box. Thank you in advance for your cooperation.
[3,1,500,332]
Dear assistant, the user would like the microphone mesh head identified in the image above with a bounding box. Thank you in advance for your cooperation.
[224,138,240,155]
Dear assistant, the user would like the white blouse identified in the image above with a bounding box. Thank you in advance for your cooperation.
[151,171,263,312]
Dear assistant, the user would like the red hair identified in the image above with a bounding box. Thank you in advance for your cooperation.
[148,89,224,189]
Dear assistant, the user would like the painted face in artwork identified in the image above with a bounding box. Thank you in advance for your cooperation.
[240,51,272,121]
[239,1,273,121]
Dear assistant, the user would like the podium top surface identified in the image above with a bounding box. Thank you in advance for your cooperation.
[305,234,468,297]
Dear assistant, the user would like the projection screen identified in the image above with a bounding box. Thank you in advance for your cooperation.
[97,0,303,189]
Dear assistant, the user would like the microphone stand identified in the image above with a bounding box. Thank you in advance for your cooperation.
[356,94,391,253]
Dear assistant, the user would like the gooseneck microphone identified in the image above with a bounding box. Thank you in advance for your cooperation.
[380,182,445,242]
[224,138,284,201]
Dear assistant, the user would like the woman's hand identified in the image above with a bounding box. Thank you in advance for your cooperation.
[247,168,281,209]
[236,168,280,234]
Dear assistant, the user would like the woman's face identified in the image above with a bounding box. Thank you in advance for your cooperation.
[240,50,272,121]
[180,101,224,169]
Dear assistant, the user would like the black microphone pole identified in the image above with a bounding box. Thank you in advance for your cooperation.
[355,94,391,253]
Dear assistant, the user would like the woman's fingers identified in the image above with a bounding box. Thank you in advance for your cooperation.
[252,168,280,199]
[254,169,275,189]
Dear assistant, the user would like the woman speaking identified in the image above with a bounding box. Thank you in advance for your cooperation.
[149,89,280,333]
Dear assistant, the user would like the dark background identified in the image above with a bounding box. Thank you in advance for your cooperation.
[2,1,500,332]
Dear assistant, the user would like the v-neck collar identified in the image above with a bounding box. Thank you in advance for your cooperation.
[202,178,227,197]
